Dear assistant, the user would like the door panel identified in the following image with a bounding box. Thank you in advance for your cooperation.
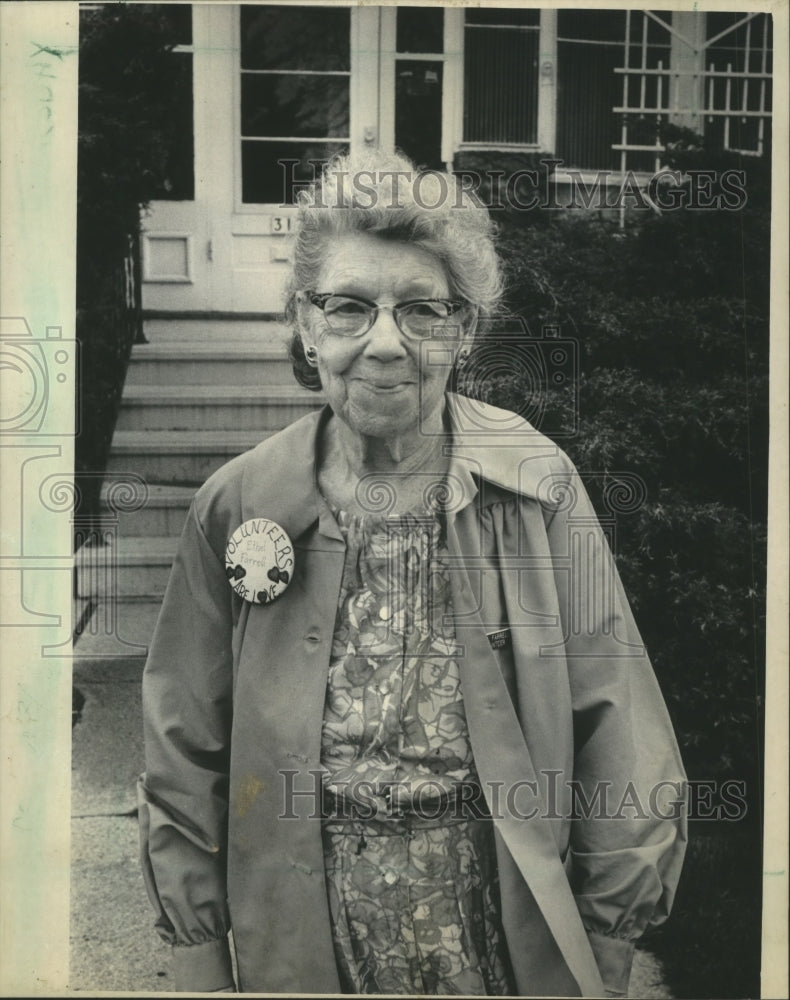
[142,3,233,313]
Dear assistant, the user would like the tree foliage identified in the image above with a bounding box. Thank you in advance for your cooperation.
[78,3,189,274]
[76,5,187,523]
[458,140,769,998]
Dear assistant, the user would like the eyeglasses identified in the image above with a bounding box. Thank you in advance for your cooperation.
[306,292,467,340]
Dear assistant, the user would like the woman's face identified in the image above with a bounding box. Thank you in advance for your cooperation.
[299,232,468,444]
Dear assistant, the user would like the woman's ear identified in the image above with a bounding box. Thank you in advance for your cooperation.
[461,303,480,345]
[294,292,314,350]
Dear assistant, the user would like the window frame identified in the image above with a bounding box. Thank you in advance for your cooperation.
[449,9,557,157]
[233,3,354,211]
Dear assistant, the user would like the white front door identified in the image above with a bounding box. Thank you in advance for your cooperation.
[142,4,375,315]
[141,5,466,316]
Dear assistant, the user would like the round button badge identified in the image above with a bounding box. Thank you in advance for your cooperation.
[225,518,294,605]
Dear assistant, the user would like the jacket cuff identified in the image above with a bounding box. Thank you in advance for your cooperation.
[172,937,234,992]
[585,931,634,996]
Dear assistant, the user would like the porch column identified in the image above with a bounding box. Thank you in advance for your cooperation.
[670,12,705,132]
[538,9,558,153]
[350,8,381,154]
[193,3,236,303]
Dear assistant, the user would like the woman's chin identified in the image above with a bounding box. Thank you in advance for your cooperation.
[342,409,416,443]
[340,390,421,440]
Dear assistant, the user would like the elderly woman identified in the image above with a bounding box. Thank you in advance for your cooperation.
[138,152,686,997]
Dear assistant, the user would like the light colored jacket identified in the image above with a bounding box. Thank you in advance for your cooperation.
[139,394,687,996]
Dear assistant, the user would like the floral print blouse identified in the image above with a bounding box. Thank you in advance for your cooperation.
[320,507,514,995]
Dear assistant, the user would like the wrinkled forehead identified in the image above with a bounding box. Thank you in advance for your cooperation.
[315,232,451,299]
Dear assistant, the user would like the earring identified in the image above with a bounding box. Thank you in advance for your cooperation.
[304,345,318,366]
[457,349,470,367]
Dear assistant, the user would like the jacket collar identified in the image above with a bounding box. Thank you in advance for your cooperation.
[444,392,562,510]
[240,393,560,541]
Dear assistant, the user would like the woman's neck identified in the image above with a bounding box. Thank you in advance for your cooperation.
[319,408,452,516]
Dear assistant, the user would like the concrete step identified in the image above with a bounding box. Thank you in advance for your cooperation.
[115,385,323,432]
[72,599,162,669]
[106,430,268,484]
[143,316,291,346]
[102,483,195,538]
[73,594,94,643]
[75,537,177,600]
[124,343,295,386]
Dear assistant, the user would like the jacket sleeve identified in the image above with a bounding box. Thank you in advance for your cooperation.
[137,497,236,992]
[544,462,688,996]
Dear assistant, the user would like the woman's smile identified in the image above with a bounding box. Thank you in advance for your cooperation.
[353,376,414,391]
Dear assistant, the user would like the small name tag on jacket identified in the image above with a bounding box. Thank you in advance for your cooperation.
[487,628,511,650]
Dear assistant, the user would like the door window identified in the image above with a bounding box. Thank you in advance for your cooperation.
[240,5,351,203]
[396,7,444,54]
[394,8,445,170]
[395,62,443,170]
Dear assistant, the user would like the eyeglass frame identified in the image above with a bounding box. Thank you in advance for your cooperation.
[304,291,471,340]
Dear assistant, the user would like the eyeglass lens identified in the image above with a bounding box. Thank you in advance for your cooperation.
[321,295,455,338]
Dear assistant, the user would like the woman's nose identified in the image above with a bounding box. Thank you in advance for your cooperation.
[363,307,408,359]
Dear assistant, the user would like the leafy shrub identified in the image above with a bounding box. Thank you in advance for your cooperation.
[458,140,769,997]
[463,142,768,787]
